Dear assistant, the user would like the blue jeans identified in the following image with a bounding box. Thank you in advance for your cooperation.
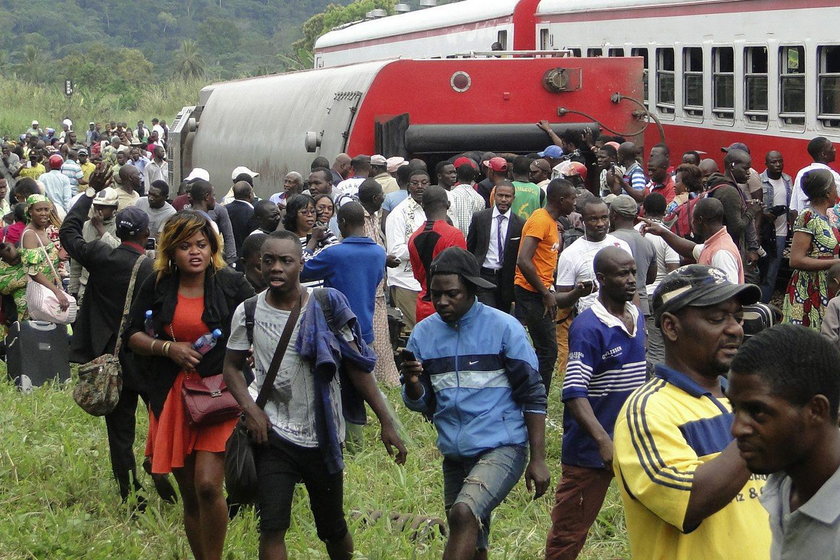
[442,445,527,551]
[761,235,787,303]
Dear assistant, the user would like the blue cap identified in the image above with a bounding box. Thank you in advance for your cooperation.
[538,145,564,158]
[145,310,153,318]
[212,328,223,338]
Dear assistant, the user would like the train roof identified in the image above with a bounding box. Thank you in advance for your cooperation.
[535,0,732,15]
[314,0,518,50]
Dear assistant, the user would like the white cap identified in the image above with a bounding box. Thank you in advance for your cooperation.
[386,156,408,173]
[31,120,39,126]
[370,154,387,166]
[185,168,210,182]
[93,187,120,207]
[231,166,259,181]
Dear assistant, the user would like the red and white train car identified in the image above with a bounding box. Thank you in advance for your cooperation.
[169,55,642,197]
[315,0,840,172]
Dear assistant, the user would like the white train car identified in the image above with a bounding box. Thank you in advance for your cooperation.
[536,0,840,170]
[313,0,540,68]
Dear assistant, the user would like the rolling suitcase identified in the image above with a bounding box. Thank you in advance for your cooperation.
[5,321,70,390]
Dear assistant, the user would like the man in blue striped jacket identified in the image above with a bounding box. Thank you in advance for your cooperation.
[401,247,549,560]
[545,246,647,560]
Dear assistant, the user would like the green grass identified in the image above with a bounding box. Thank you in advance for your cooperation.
[0,78,205,139]
[0,367,629,559]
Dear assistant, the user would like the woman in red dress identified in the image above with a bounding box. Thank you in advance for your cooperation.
[126,211,254,559]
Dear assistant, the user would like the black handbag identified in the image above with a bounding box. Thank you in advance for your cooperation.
[224,292,302,504]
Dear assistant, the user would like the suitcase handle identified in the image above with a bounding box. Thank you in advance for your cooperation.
[27,321,57,332]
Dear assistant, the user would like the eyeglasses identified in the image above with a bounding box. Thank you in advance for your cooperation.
[409,180,430,187]
[298,208,316,215]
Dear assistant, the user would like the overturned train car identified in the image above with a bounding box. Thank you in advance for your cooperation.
[169,55,644,199]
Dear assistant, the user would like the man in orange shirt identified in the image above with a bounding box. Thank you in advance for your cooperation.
[515,179,578,392]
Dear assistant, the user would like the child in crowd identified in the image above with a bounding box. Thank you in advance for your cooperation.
[819,262,840,346]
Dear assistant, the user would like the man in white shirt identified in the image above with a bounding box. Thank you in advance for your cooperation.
[142,146,168,188]
[448,162,486,237]
[40,154,74,216]
[555,198,632,314]
[759,151,792,303]
[385,168,428,329]
[335,155,371,206]
[790,137,840,216]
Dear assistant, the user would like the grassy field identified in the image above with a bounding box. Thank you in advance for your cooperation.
[0,368,629,560]
[0,78,205,140]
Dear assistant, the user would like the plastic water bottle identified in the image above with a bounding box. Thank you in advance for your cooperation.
[193,329,223,355]
[144,310,155,337]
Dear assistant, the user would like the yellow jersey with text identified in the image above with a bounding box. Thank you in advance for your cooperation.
[613,364,771,560]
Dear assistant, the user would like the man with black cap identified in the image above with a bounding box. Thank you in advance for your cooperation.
[402,247,549,560]
[59,167,176,510]
[612,265,770,560]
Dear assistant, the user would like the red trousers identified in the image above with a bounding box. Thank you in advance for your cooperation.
[544,464,613,560]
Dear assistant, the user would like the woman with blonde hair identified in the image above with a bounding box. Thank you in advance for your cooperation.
[125,210,254,559]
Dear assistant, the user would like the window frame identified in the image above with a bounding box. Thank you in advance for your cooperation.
[744,46,769,123]
[656,47,675,114]
[587,47,603,57]
[779,45,806,125]
[682,46,704,117]
[817,44,840,128]
[712,46,735,119]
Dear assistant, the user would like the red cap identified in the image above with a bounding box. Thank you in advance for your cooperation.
[48,154,64,170]
[482,157,508,173]
[453,156,478,169]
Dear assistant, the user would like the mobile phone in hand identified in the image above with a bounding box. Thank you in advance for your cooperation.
[400,349,416,363]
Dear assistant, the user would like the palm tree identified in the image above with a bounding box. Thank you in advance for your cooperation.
[173,40,205,80]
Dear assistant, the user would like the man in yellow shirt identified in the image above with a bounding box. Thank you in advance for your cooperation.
[613,265,771,560]
[17,152,45,181]
[78,149,96,185]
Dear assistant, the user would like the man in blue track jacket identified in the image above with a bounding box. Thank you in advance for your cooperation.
[401,247,550,560]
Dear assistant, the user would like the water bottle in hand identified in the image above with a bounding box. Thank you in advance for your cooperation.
[193,329,223,355]
[144,310,155,337]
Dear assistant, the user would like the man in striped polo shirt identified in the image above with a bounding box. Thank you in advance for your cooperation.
[545,246,647,560]
[612,265,770,560]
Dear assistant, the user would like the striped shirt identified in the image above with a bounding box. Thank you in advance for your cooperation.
[613,364,770,560]
[561,298,646,468]
[60,160,84,188]
[624,161,647,191]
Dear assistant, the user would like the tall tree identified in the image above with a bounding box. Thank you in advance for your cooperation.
[174,40,205,80]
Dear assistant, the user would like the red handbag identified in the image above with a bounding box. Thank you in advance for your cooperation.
[182,373,241,426]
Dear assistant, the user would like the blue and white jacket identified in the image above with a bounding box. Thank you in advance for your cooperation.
[403,300,546,459]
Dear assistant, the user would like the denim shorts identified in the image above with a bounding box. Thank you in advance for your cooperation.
[442,444,528,550]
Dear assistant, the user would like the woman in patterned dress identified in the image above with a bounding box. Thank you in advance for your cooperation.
[782,169,840,330]
[19,194,70,313]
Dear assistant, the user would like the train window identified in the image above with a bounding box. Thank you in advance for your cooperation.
[780,46,805,125]
[631,48,649,105]
[818,46,840,127]
[540,29,551,50]
[713,47,735,118]
[745,47,769,122]
[497,30,508,50]
[609,48,625,57]
[588,48,603,57]
[683,47,704,116]
[656,48,675,114]
[569,48,582,57]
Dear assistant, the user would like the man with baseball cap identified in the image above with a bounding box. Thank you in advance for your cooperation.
[402,247,549,560]
[60,169,176,510]
[370,154,399,194]
[612,265,770,560]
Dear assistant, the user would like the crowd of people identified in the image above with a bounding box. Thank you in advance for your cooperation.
[2,115,840,560]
